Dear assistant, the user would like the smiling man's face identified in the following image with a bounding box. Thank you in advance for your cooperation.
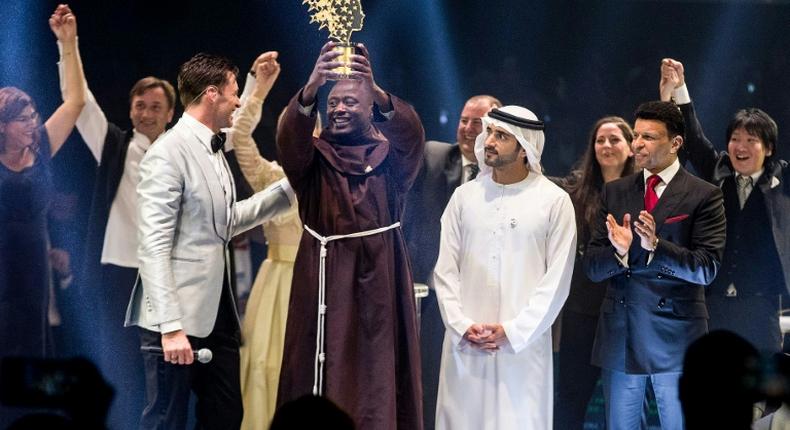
[728,127,771,176]
[326,80,372,138]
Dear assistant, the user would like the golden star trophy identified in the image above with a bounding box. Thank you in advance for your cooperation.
[304,0,365,79]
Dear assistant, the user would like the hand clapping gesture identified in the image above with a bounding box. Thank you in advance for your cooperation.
[606,213,633,257]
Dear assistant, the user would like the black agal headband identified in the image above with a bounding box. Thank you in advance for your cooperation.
[488,108,545,131]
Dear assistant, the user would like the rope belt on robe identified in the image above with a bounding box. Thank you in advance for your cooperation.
[303,222,401,396]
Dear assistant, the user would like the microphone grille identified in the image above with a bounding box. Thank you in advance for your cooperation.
[197,348,213,364]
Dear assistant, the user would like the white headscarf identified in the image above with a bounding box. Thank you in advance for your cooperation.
[473,105,545,178]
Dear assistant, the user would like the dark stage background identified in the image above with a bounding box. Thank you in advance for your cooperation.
[2,1,788,427]
[4,0,788,261]
[3,0,789,175]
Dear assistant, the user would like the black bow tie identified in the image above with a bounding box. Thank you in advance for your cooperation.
[211,132,226,153]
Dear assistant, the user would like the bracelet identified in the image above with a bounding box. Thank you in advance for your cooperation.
[651,237,659,252]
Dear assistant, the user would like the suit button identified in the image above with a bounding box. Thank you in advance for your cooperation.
[658,298,666,308]
[619,298,625,305]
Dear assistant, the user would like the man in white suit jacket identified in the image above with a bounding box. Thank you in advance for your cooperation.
[125,53,294,429]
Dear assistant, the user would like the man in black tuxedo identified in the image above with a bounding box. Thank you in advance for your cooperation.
[584,101,726,430]
[402,94,500,430]
[661,58,789,353]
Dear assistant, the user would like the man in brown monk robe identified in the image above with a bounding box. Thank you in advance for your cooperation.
[275,41,425,430]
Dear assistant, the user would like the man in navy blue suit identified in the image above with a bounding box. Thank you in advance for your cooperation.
[584,101,726,430]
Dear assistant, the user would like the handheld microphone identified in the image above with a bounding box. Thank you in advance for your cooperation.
[140,346,213,364]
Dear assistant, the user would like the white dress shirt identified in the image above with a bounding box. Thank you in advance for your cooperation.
[101,131,152,267]
[181,113,235,237]
[59,44,152,268]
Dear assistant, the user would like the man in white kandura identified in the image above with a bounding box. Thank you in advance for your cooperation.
[433,105,577,429]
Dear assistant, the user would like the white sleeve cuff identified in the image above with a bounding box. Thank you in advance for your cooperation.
[672,84,691,105]
[241,72,256,100]
[501,320,524,353]
[615,252,630,268]
[159,320,183,334]
[59,274,73,289]
[277,177,296,205]
[297,100,317,117]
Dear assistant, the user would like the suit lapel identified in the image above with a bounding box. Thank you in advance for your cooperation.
[178,122,229,242]
[445,145,463,194]
[654,168,690,234]
[219,151,236,238]
[626,173,648,261]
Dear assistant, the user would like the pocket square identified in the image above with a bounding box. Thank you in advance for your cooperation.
[665,214,689,224]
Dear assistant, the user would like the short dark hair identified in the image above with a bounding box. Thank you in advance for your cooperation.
[129,77,176,110]
[726,108,778,161]
[177,53,239,108]
[634,100,685,140]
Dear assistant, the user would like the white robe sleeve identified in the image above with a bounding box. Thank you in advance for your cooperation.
[57,40,107,163]
[502,192,576,353]
[433,190,476,346]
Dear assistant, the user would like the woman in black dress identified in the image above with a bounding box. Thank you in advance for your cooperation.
[0,4,85,364]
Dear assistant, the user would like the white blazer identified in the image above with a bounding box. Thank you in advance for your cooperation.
[125,115,294,337]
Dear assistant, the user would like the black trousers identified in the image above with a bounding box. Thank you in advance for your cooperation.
[138,274,242,430]
[554,310,601,430]
[419,290,445,430]
[99,264,145,430]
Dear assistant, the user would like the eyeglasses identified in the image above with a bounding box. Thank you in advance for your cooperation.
[12,112,39,124]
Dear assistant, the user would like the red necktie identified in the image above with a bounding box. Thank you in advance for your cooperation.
[645,174,661,212]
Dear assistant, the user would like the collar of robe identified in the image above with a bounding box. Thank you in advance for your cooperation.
[316,125,390,176]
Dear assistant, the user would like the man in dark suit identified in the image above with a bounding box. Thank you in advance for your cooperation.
[402,94,500,429]
[584,101,726,430]
[661,58,789,353]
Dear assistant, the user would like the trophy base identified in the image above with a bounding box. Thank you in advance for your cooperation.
[330,44,354,80]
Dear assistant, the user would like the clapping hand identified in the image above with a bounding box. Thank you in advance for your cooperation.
[606,213,633,257]
[634,210,658,252]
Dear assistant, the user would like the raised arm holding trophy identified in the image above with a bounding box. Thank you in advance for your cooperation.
[303,0,364,79]
[275,2,426,428]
